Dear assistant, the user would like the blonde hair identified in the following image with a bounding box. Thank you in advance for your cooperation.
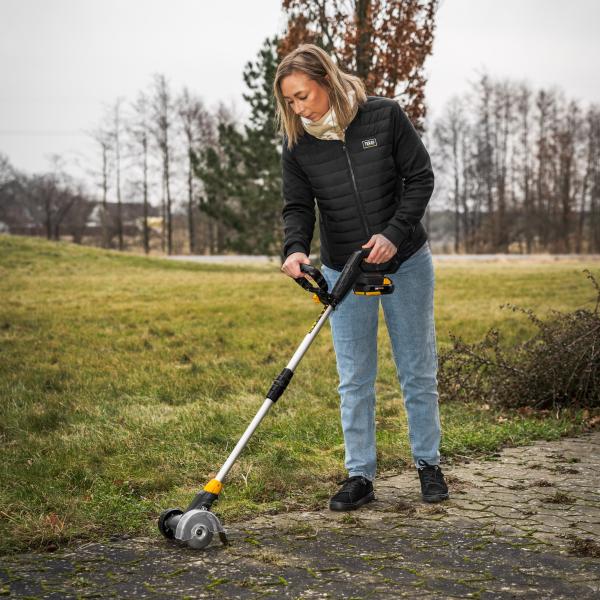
[273,44,367,150]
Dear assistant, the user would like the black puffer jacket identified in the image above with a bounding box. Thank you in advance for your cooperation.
[281,96,434,272]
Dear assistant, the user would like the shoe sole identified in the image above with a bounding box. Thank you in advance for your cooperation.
[422,492,449,503]
[329,491,375,511]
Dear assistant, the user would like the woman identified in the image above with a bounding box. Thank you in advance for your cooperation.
[273,43,448,510]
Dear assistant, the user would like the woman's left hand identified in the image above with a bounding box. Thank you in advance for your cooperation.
[362,233,398,264]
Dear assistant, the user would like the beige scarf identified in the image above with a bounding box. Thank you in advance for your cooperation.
[300,89,358,142]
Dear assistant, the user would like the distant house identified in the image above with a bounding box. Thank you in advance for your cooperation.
[0,181,45,235]
[0,190,162,240]
[84,202,162,236]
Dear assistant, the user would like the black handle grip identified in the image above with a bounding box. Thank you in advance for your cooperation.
[299,264,328,290]
[291,248,381,307]
[293,263,330,301]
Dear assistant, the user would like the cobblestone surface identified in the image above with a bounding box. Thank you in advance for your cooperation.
[1,432,599,599]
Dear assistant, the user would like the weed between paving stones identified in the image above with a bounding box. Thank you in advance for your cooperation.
[532,479,554,487]
[543,491,576,504]
[563,534,600,558]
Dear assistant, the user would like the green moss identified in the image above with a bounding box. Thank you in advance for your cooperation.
[205,578,230,590]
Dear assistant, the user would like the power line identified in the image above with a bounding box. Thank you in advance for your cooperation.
[0,130,88,137]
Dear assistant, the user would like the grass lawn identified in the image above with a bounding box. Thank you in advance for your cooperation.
[0,235,598,555]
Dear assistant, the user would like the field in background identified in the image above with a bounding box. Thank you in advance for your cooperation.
[0,235,598,554]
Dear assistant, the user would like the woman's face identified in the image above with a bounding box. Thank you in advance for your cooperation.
[280,71,330,122]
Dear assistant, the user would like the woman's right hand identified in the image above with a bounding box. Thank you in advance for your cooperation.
[281,252,311,279]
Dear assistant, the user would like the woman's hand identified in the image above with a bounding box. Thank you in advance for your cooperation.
[362,233,397,264]
[281,252,311,278]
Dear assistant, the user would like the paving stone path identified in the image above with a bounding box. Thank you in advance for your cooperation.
[2,432,599,599]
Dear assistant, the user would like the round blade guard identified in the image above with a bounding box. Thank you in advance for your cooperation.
[175,509,228,549]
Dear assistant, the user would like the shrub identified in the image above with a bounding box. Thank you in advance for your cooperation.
[438,269,600,409]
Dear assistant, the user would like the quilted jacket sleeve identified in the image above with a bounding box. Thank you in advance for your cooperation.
[281,138,316,259]
[381,102,435,248]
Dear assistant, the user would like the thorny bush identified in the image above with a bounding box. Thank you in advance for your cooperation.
[438,269,600,409]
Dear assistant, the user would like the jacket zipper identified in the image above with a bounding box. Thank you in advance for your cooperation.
[342,143,371,239]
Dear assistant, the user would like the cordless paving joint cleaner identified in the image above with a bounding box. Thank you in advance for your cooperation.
[157,247,395,549]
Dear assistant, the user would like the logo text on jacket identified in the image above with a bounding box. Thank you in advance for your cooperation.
[362,137,378,149]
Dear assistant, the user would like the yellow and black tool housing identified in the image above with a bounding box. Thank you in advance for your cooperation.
[295,248,396,307]
[353,273,394,296]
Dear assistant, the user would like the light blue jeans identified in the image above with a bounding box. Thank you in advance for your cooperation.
[321,240,441,480]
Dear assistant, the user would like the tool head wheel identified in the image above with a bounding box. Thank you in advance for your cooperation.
[158,508,183,539]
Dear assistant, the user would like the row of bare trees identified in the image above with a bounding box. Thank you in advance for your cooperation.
[432,74,600,253]
[0,154,94,242]
[89,0,441,256]
[3,1,443,256]
[90,74,235,255]
[5,2,598,255]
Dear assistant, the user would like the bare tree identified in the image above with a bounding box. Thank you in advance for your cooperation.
[89,123,112,248]
[434,97,466,252]
[432,93,478,253]
[582,105,600,252]
[61,184,95,244]
[473,74,496,251]
[555,99,582,253]
[431,74,597,255]
[534,89,557,250]
[151,74,175,255]
[0,153,14,185]
[208,102,239,253]
[18,156,78,240]
[111,98,126,250]
[515,83,533,252]
[129,91,152,254]
[46,155,77,240]
[177,87,211,254]
[492,80,515,252]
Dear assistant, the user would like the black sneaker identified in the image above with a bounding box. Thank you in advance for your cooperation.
[329,476,375,511]
[417,460,449,503]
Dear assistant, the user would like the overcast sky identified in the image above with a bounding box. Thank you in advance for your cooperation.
[1,0,599,189]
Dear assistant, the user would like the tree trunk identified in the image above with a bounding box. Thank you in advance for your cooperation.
[452,125,460,253]
[160,175,166,253]
[101,143,109,248]
[143,135,150,254]
[114,101,124,251]
[187,150,195,254]
[164,150,173,255]
[354,0,372,83]
[44,191,52,240]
